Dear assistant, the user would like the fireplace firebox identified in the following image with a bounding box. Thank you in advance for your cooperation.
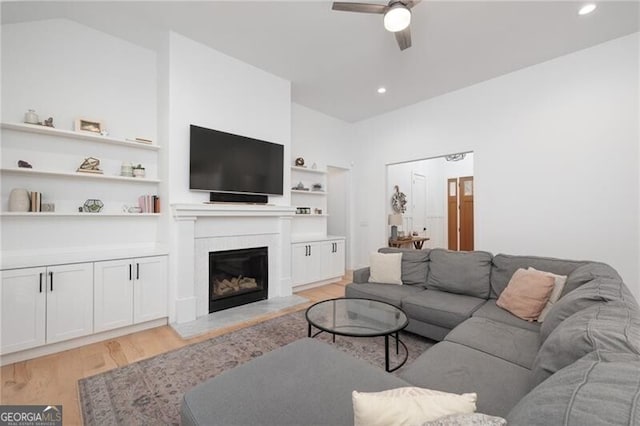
[209,247,268,313]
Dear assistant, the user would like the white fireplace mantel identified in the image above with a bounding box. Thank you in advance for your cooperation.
[170,203,295,324]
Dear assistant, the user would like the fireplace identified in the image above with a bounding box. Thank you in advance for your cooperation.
[209,247,268,313]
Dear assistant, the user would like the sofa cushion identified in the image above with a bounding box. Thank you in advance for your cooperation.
[472,300,541,332]
[531,302,640,386]
[379,247,430,286]
[422,413,506,426]
[490,254,584,298]
[352,387,477,426]
[402,290,486,330]
[563,262,624,296]
[368,252,403,285]
[496,268,555,321]
[399,341,532,417]
[427,249,492,299]
[345,282,425,308]
[444,317,540,369]
[507,351,640,426]
[540,277,637,343]
[181,338,411,426]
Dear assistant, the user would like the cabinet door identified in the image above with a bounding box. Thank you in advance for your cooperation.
[306,243,324,284]
[292,244,310,286]
[94,259,134,332]
[133,256,168,324]
[0,267,46,354]
[46,263,94,344]
[329,240,346,278]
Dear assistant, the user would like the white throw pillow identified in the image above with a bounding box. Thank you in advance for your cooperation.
[529,267,567,323]
[368,252,403,285]
[352,386,477,426]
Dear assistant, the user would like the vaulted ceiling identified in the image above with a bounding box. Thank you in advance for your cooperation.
[3,1,638,122]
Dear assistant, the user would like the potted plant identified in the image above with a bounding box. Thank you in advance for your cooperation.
[132,164,145,178]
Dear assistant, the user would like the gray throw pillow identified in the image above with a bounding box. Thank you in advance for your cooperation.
[540,277,636,343]
[508,351,640,426]
[379,247,430,286]
[427,249,492,299]
[421,413,506,426]
[531,302,640,387]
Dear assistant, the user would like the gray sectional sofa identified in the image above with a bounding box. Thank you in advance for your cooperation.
[182,247,640,425]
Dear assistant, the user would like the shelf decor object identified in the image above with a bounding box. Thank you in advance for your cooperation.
[75,117,104,134]
[76,157,103,174]
[83,199,104,213]
[8,188,30,212]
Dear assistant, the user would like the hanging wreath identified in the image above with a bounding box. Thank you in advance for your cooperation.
[391,185,407,213]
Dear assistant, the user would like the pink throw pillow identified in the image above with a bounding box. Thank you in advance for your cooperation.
[497,268,555,321]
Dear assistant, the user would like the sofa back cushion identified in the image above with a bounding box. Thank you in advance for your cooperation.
[540,277,637,343]
[379,247,430,286]
[507,351,640,426]
[490,254,584,298]
[427,249,492,299]
[563,262,623,296]
[531,302,640,386]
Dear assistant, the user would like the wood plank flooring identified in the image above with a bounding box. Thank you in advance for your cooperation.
[0,278,348,425]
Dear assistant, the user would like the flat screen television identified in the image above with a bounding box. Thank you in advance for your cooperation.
[189,125,284,196]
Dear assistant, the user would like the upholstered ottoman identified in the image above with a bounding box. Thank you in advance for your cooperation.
[181,338,410,425]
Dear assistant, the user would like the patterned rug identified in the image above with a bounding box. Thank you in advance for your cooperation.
[79,311,433,425]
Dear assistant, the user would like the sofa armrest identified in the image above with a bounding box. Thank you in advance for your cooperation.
[353,267,371,283]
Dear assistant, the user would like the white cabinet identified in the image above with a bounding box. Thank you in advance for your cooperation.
[292,238,345,287]
[0,262,93,354]
[0,267,46,353]
[45,263,94,344]
[94,256,167,333]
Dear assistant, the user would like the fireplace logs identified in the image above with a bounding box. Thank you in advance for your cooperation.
[213,276,259,296]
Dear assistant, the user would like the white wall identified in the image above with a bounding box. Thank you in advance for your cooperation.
[353,34,639,298]
[1,19,159,251]
[166,32,291,206]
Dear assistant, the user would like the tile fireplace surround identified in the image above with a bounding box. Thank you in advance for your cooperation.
[171,203,296,323]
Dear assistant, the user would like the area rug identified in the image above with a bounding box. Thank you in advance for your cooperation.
[79,310,432,425]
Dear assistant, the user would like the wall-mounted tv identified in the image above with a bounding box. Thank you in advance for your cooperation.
[189,125,284,196]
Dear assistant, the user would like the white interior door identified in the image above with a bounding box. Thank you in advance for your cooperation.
[411,173,427,236]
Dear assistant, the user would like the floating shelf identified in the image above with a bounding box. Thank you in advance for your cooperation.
[1,122,160,151]
[0,167,161,184]
[293,214,329,218]
[0,212,161,217]
[291,190,327,195]
[291,166,327,175]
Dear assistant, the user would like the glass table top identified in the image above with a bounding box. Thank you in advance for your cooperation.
[305,298,408,337]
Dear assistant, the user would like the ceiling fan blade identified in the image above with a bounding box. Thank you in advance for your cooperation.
[403,0,422,9]
[395,26,412,50]
[332,2,388,14]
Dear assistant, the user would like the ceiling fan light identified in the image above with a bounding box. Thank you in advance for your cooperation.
[384,4,411,32]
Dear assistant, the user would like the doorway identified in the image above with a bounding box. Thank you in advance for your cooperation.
[386,152,474,250]
[327,166,351,268]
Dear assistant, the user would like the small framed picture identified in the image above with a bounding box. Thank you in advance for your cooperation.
[75,118,104,134]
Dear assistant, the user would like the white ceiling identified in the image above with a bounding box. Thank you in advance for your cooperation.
[2,1,638,122]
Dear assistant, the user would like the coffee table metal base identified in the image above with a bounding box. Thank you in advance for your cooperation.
[307,324,409,372]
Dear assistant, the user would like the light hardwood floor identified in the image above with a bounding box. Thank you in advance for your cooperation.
[0,278,348,425]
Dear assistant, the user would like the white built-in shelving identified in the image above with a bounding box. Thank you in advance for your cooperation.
[0,212,160,217]
[291,189,328,195]
[1,167,161,184]
[0,122,160,151]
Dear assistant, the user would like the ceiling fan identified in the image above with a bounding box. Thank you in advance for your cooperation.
[332,1,421,51]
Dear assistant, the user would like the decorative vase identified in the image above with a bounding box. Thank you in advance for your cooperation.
[8,188,30,212]
[120,162,133,177]
[24,109,39,124]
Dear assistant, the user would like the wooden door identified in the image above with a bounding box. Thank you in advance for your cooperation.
[447,178,458,250]
[459,176,474,251]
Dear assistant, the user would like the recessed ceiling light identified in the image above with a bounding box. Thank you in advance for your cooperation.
[578,3,597,15]
[377,87,387,94]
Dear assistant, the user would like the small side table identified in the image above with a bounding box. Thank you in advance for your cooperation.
[388,236,430,250]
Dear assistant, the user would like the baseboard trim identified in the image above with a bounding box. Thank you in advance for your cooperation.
[292,276,344,292]
[0,318,168,366]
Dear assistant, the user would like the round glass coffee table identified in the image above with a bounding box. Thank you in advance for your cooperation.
[305,297,409,372]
